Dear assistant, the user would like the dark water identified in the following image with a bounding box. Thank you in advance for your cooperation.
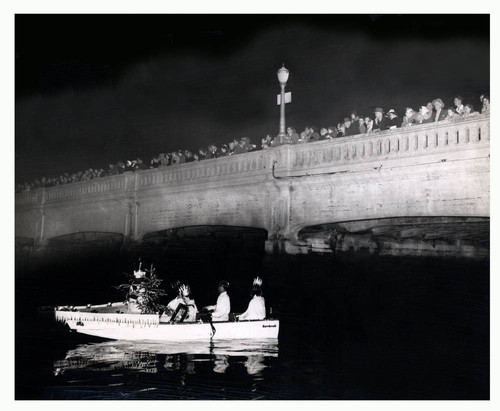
[15,244,489,400]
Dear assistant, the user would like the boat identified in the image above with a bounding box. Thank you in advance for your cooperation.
[54,302,279,341]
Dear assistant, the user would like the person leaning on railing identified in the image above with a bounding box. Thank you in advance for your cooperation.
[431,98,447,122]
[463,103,480,117]
[372,107,390,131]
[481,95,490,114]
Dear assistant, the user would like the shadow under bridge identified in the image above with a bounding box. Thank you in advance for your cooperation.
[140,225,268,256]
[298,216,490,258]
[135,226,269,294]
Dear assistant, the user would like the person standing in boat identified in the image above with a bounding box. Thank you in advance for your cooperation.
[237,277,266,321]
[203,280,231,321]
[170,284,198,323]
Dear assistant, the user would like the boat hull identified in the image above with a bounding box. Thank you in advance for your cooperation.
[55,310,279,341]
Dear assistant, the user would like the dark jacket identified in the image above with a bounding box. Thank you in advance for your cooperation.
[431,109,447,122]
[373,116,390,131]
[308,132,321,142]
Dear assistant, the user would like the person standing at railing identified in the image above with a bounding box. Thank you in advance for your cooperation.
[326,125,338,138]
[463,104,480,117]
[342,118,357,136]
[444,107,458,121]
[431,99,447,122]
[206,145,218,159]
[386,109,399,128]
[307,126,321,142]
[481,96,490,114]
[414,106,433,125]
[365,118,374,133]
[373,107,390,131]
[454,95,465,115]
[349,117,363,135]
[319,127,328,140]
[286,127,300,144]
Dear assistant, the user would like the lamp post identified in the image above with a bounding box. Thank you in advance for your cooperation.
[277,64,289,141]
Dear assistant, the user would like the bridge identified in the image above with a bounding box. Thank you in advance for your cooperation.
[15,115,490,259]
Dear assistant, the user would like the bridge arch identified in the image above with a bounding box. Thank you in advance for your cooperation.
[297,216,489,257]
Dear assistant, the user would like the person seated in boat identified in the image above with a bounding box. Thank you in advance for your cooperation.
[203,280,231,322]
[169,284,198,323]
[237,277,266,321]
[160,283,185,322]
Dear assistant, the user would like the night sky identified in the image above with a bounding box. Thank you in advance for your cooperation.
[15,14,490,184]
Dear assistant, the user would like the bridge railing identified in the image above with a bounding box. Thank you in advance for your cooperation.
[137,148,274,188]
[44,174,131,201]
[288,114,489,173]
[15,114,489,206]
[15,189,45,208]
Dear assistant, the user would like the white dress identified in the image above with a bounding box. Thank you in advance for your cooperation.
[238,295,266,320]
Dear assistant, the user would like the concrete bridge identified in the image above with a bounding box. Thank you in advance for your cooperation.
[16,115,490,258]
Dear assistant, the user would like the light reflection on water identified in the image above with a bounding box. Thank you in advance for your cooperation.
[17,254,489,399]
[54,339,278,380]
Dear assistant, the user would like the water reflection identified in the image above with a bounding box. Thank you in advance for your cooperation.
[54,339,278,378]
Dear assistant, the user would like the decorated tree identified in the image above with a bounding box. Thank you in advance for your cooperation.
[116,261,167,314]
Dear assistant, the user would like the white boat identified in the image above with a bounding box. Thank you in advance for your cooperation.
[54,303,279,341]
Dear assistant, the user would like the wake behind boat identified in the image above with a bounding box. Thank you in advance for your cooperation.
[55,303,279,341]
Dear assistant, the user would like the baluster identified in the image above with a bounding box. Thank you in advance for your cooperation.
[311,150,318,164]
[342,145,349,160]
[395,136,402,152]
[295,152,303,166]
[471,125,480,143]
[334,146,341,161]
[384,139,390,154]
[365,141,373,157]
[436,131,442,147]
[324,148,333,162]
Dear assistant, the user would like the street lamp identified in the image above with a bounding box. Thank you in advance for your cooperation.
[277,64,289,141]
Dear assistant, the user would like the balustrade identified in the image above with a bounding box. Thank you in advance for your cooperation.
[291,115,488,171]
[16,114,489,207]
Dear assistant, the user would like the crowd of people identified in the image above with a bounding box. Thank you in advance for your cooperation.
[159,277,265,323]
[16,93,489,193]
[272,93,489,145]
